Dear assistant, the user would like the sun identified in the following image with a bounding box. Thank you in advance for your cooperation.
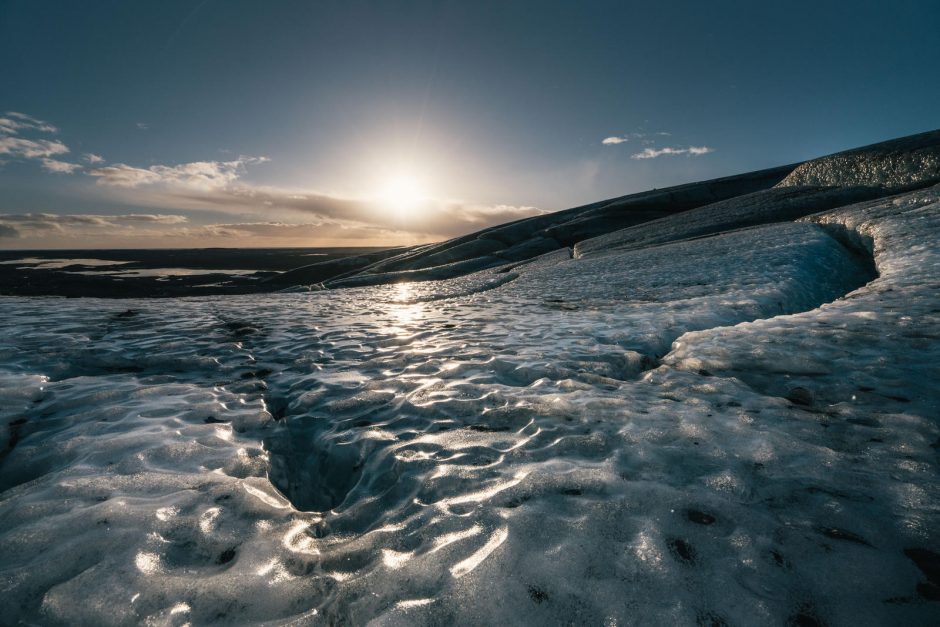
[380,174,426,215]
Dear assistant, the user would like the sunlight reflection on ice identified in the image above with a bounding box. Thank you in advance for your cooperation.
[381,549,414,570]
[243,482,290,508]
[385,283,427,336]
[437,472,527,507]
[134,552,161,575]
[430,524,483,553]
[283,520,321,555]
[395,598,435,609]
[198,507,221,534]
[449,527,509,578]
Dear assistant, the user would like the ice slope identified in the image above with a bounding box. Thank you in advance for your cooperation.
[266,164,794,289]
[571,185,883,259]
[269,130,940,293]
[776,129,940,190]
[1,181,938,625]
[570,130,940,262]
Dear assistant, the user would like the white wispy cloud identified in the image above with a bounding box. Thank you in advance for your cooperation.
[0,213,189,227]
[192,221,344,239]
[1,113,544,245]
[0,111,70,165]
[41,158,81,174]
[121,214,190,223]
[0,119,19,135]
[0,136,69,159]
[605,129,712,158]
[136,122,148,130]
[631,145,714,159]
[0,111,58,134]
[602,131,672,146]
[0,213,191,239]
[87,156,269,189]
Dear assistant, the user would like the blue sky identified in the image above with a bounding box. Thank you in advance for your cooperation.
[1,0,938,248]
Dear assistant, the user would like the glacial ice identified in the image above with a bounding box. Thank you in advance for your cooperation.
[776,130,940,190]
[264,163,795,289]
[267,132,940,295]
[1,182,940,624]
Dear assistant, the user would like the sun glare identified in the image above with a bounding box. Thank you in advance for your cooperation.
[381,174,426,215]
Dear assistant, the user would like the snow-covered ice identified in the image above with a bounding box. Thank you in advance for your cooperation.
[1,182,939,624]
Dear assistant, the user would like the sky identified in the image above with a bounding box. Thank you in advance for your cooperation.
[1,0,939,249]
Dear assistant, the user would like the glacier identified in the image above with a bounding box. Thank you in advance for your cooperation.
[1,133,939,625]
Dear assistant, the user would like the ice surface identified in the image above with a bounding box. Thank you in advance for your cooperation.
[776,129,940,190]
[572,185,884,259]
[268,131,940,295]
[2,188,939,623]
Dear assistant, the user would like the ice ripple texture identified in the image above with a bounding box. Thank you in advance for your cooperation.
[1,189,939,625]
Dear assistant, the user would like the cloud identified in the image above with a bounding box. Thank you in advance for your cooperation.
[87,156,269,189]
[80,148,540,239]
[0,213,196,247]
[602,128,714,160]
[602,131,673,146]
[0,136,69,159]
[0,202,544,248]
[140,182,544,239]
[0,212,420,248]
[0,111,58,134]
[163,220,458,247]
[0,111,71,166]
[120,214,190,223]
[0,214,110,230]
[136,122,149,130]
[2,113,541,245]
[85,164,163,187]
[0,213,189,233]
[193,221,337,238]
[41,158,81,174]
[77,151,541,239]
[631,145,714,159]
